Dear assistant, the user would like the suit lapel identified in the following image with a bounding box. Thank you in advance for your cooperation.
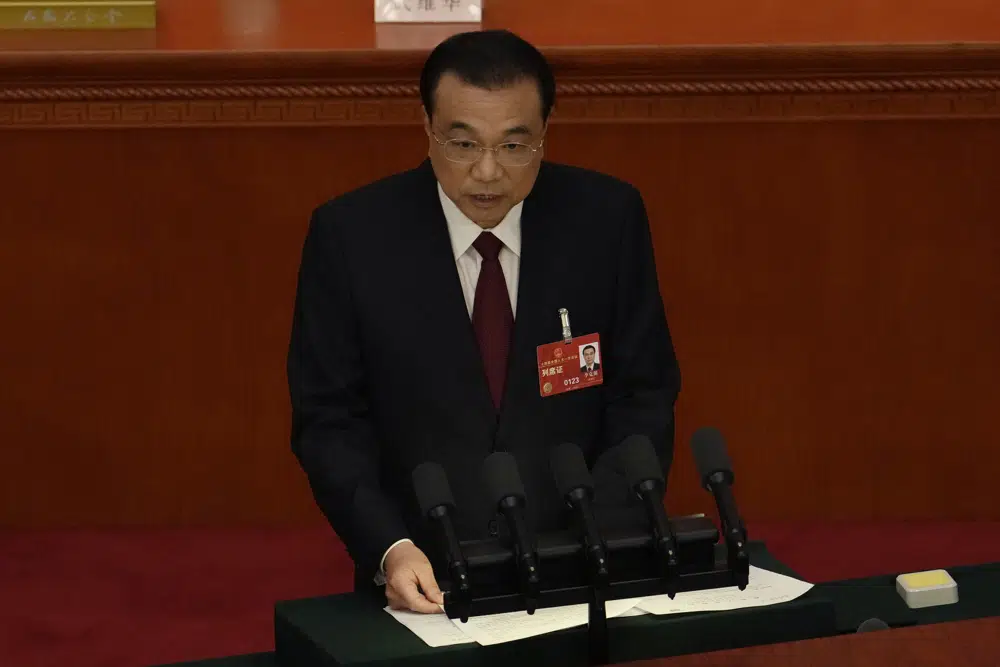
[403,160,566,437]
[498,164,565,432]
[405,161,497,421]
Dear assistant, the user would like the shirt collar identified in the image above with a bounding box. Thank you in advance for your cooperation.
[438,183,522,260]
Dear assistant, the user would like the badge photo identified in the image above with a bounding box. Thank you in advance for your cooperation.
[579,341,601,374]
[536,332,603,398]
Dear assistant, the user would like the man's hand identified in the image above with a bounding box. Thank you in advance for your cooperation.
[383,542,444,613]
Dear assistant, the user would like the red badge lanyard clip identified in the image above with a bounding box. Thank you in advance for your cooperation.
[558,308,573,345]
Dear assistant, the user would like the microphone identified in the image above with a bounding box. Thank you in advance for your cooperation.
[483,452,541,613]
[412,462,470,621]
[550,442,609,589]
[690,427,749,589]
[620,434,679,597]
[856,618,890,633]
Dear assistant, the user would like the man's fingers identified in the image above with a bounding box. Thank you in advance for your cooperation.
[394,572,442,614]
[415,564,444,607]
[386,585,423,613]
[384,545,443,614]
[385,586,404,609]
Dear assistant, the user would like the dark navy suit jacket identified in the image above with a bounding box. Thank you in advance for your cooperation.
[287,159,681,589]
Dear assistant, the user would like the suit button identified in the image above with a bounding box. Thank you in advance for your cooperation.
[488,520,499,536]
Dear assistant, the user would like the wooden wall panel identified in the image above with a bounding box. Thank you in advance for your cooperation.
[3,119,998,526]
[2,39,1000,526]
[495,0,1000,46]
[553,121,1000,521]
[8,0,999,51]
[0,127,425,526]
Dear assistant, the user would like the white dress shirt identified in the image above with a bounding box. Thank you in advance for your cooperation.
[439,182,522,316]
[376,183,524,583]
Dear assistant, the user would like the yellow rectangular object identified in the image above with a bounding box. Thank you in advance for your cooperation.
[895,569,959,609]
[898,570,952,588]
[0,1,156,30]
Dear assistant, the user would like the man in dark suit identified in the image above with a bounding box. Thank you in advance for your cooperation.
[287,30,680,614]
[581,345,601,373]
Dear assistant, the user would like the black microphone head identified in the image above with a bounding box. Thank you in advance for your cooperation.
[411,462,455,516]
[690,427,734,487]
[550,442,593,498]
[483,452,526,506]
[856,618,889,633]
[620,434,664,489]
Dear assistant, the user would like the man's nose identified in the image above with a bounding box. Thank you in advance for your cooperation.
[471,149,502,181]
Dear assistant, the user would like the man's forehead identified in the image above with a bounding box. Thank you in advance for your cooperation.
[433,75,543,129]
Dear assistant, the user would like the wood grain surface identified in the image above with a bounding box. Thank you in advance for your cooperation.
[2,0,1000,52]
[1,0,998,527]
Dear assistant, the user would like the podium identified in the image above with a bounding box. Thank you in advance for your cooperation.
[152,556,1000,666]
[273,542,836,667]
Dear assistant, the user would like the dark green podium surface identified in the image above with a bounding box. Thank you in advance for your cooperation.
[154,552,1000,667]
[815,560,1000,632]
[273,542,836,667]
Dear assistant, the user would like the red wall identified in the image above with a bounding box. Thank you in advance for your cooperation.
[2,0,999,527]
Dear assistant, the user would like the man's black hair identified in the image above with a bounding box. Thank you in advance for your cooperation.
[583,345,596,354]
[420,29,556,123]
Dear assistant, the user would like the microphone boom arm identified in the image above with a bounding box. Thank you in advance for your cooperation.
[429,504,471,621]
[499,496,541,612]
[637,480,680,596]
[707,476,749,589]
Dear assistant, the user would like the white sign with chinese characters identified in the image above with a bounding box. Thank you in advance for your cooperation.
[375,0,481,23]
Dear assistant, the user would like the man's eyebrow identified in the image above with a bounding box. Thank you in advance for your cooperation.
[443,121,534,138]
[503,125,532,137]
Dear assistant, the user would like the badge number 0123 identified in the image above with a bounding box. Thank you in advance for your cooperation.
[536,332,603,397]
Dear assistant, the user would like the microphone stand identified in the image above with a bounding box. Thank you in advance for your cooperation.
[583,528,611,666]
[566,486,611,665]
[428,505,472,622]
[707,473,750,590]
[586,583,610,666]
[440,517,741,662]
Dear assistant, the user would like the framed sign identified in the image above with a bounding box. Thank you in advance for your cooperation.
[0,1,156,30]
[375,0,481,23]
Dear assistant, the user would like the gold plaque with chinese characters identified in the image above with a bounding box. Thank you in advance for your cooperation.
[0,1,156,30]
[375,0,481,23]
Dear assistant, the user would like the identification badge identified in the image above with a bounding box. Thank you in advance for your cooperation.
[536,332,604,397]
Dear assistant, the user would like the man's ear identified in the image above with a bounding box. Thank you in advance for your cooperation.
[423,109,434,157]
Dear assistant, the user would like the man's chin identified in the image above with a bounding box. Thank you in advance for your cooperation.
[461,203,509,229]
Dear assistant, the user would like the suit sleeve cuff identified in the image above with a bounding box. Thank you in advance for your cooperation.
[373,538,414,586]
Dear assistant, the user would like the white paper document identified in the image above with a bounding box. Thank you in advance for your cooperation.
[384,607,476,647]
[385,597,642,647]
[635,565,813,615]
[385,566,812,647]
[615,605,650,618]
[447,597,643,646]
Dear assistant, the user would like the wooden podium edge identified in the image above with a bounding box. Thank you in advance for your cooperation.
[1,43,999,128]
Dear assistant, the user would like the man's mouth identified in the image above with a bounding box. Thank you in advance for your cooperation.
[470,194,502,207]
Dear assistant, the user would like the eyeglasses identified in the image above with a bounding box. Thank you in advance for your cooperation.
[431,134,544,167]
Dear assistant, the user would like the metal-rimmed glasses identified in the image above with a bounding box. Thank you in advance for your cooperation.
[431,134,544,167]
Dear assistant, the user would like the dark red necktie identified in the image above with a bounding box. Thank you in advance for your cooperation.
[472,233,514,410]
